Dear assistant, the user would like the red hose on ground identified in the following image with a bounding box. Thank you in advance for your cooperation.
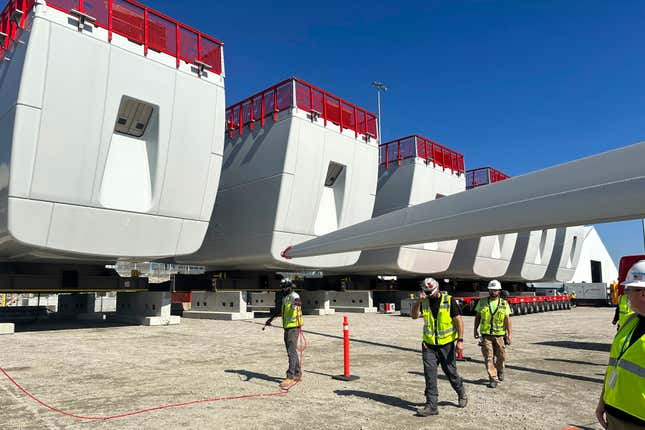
[0,329,307,421]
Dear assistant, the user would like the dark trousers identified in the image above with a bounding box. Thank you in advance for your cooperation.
[284,327,301,379]
[422,342,465,407]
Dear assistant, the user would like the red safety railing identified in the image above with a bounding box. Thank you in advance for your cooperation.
[226,77,378,140]
[466,167,510,189]
[0,0,223,74]
[0,0,35,59]
[379,135,465,174]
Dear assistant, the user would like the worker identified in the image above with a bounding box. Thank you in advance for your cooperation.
[473,279,512,388]
[610,281,620,306]
[264,278,303,388]
[411,277,467,416]
[612,293,634,331]
[571,291,577,308]
[596,260,645,429]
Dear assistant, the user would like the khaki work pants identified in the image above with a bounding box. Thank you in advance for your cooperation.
[481,335,507,379]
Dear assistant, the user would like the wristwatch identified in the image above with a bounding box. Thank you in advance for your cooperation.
[457,338,464,342]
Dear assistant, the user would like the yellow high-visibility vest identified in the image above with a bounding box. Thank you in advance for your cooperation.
[478,298,509,336]
[421,293,457,346]
[282,294,303,329]
[603,314,645,422]
[617,295,634,328]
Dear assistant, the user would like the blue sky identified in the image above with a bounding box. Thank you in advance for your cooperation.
[153,0,644,264]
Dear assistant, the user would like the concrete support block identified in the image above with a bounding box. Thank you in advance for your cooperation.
[247,291,275,312]
[300,291,335,315]
[0,323,15,335]
[329,291,377,313]
[57,293,96,316]
[400,298,417,316]
[56,293,117,320]
[333,306,377,313]
[183,291,254,321]
[108,292,179,326]
[183,310,254,321]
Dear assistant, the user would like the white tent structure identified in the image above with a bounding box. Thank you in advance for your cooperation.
[569,226,618,284]
[0,0,225,263]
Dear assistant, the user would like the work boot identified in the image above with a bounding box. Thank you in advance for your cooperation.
[458,393,468,408]
[417,405,439,417]
[498,371,504,382]
[279,378,295,388]
[488,378,498,389]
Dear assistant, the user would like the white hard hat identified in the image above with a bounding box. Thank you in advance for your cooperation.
[421,277,439,294]
[621,260,645,289]
[488,280,502,290]
[280,278,294,288]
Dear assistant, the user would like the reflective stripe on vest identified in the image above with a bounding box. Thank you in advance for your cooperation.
[603,314,645,422]
[479,298,509,336]
[282,296,303,329]
[617,295,634,328]
[421,293,457,346]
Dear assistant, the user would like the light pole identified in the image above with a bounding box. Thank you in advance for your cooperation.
[372,81,387,143]
[642,219,645,252]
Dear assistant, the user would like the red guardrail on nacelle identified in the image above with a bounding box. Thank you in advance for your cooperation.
[226,77,378,140]
[0,0,34,58]
[379,135,465,175]
[0,0,223,74]
[466,166,510,189]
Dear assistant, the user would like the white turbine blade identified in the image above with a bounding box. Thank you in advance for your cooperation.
[284,141,645,258]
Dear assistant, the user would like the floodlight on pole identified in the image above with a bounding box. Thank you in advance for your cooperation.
[372,81,387,143]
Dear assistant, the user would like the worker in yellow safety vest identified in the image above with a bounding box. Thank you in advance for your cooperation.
[473,280,513,389]
[596,260,645,429]
[612,294,634,332]
[411,277,467,417]
[265,278,303,388]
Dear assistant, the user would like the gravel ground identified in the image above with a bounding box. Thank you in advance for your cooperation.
[0,307,615,430]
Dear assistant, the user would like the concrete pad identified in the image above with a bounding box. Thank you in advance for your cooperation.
[183,310,254,321]
[0,308,615,429]
[108,314,180,326]
[332,306,378,313]
[303,308,335,316]
[0,322,14,335]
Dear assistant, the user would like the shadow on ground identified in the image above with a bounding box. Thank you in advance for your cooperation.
[544,358,606,366]
[408,371,488,386]
[304,369,335,378]
[566,422,600,430]
[224,369,282,383]
[533,341,610,352]
[12,319,133,333]
[334,389,423,412]
[334,389,462,412]
[243,321,605,384]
